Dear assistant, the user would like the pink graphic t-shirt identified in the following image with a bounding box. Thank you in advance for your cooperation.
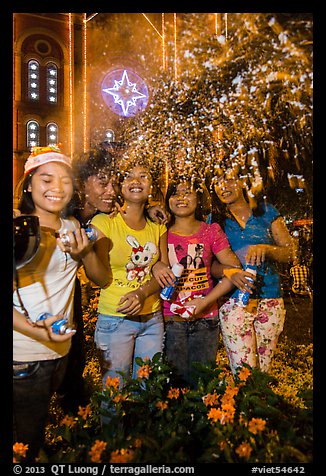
[163,222,230,319]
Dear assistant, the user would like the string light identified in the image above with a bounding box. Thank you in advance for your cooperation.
[68,13,74,157]
[225,13,228,41]
[141,14,163,39]
[174,13,177,80]
[83,13,88,151]
[162,13,166,70]
[85,13,98,23]
[215,13,221,39]
[141,14,165,70]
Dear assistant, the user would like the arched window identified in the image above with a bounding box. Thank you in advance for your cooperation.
[46,63,58,103]
[105,129,115,142]
[27,120,40,148]
[46,122,58,145]
[27,60,40,101]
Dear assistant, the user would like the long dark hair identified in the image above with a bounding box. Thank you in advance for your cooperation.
[165,176,211,226]
[210,173,265,228]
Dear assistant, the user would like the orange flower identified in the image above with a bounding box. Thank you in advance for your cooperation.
[238,367,251,382]
[110,448,135,463]
[133,438,142,448]
[13,442,29,459]
[248,417,267,434]
[60,415,77,428]
[235,442,253,460]
[219,440,227,451]
[105,375,120,389]
[167,387,180,399]
[78,404,92,420]
[224,382,239,399]
[207,407,223,423]
[202,392,219,407]
[221,409,235,425]
[156,400,168,410]
[113,394,127,403]
[221,401,235,412]
[137,364,152,379]
[89,440,107,463]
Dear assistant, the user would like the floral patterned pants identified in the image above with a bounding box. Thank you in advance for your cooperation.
[219,297,286,374]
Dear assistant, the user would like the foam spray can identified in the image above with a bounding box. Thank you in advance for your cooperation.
[84,227,98,241]
[37,313,74,335]
[160,263,184,301]
[234,265,257,307]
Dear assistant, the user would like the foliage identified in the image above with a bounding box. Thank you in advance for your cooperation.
[13,286,313,464]
[40,353,312,464]
[124,13,313,219]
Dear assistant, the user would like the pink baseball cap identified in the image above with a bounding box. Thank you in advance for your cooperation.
[24,145,72,175]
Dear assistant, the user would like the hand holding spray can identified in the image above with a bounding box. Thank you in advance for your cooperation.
[160,263,184,301]
[233,265,257,307]
[60,227,98,245]
[37,313,75,335]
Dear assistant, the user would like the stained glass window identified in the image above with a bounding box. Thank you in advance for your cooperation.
[27,120,40,148]
[27,60,40,101]
[46,122,58,145]
[46,63,58,103]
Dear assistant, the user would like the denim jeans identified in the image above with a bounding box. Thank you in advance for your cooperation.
[164,316,220,387]
[95,310,164,388]
[13,355,68,462]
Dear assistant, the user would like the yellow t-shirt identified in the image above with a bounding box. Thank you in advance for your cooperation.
[91,213,166,316]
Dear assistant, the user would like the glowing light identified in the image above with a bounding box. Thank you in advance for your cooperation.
[225,13,228,41]
[174,14,177,80]
[162,13,166,70]
[141,14,163,39]
[102,69,149,117]
[68,13,73,157]
[83,13,88,151]
[85,13,98,23]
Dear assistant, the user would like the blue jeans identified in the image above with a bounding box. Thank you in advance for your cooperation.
[13,355,68,462]
[164,316,220,387]
[95,311,164,388]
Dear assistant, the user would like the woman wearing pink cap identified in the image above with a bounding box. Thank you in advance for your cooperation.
[13,145,108,461]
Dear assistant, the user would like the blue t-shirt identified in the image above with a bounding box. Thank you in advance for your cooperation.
[224,203,282,299]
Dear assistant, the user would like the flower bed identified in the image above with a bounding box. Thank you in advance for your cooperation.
[14,288,313,464]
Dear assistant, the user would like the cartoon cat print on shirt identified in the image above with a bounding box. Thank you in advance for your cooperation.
[125,235,157,282]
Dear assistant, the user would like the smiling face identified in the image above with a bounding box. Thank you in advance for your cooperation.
[27,162,74,217]
[83,172,118,214]
[168,182,198,218]
[121,165,152,204]
[213,172,244,205]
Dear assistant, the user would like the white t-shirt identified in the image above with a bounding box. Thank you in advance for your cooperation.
[13,217,80,361]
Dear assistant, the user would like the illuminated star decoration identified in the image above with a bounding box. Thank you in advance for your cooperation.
[102,69,149,117]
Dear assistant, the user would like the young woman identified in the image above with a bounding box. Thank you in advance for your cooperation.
[13,146,95,462]
[83,158,171,393]
[211,168,295,374]
[153,178,250,386]
[57,146,169,413]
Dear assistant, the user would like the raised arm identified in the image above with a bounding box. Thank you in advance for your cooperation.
[81,229,112,288]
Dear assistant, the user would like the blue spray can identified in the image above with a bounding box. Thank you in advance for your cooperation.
[60,227,98,244]
[84,227,98,241]
[233,265,257,307]
[160,263,184,301]
[37,313,74,335]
